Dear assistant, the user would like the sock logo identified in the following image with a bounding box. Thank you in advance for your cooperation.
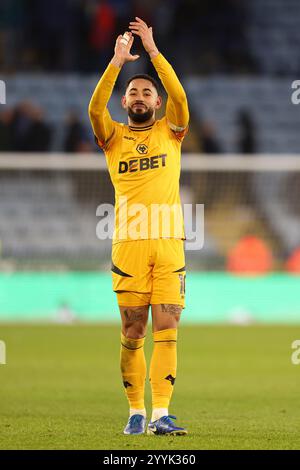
[165,374,176,386]
[123,381,132,388]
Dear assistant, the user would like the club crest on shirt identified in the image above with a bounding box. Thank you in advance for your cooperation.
[136,144,148,154]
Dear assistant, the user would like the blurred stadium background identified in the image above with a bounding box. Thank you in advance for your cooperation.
[0,0,300,324]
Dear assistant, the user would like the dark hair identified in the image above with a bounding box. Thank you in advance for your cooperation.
[125,74,160,94]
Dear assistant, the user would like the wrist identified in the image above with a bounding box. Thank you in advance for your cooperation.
[110,55,124,68]
[148,47,160,59]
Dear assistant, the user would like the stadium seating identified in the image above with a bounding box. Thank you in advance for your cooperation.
[2,74,300,154]
[0,175,111,265]
[247,0,300,75]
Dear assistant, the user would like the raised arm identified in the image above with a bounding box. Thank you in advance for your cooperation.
[129,17,189,132]
[88,32,140,148]
[88,63,119,148]
[151,53,189,132]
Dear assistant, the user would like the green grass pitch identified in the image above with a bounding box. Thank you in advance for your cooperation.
[0,324,299,450]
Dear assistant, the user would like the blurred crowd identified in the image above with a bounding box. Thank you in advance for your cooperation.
[0,101,256,154]
[183,108,256,154]
[227,234,300,275]
[0,0,256,74]
[0,102,93,152]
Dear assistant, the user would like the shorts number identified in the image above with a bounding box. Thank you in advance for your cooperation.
[179,274,186,296]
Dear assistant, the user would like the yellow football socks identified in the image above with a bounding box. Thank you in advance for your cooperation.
[149,328,178,409]
[120,333,146,411]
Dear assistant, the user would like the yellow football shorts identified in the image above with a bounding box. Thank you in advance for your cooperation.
[111,239,186,307]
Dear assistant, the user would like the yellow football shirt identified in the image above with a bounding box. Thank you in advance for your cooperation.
[89,53,189,243]
[98,117,187,242]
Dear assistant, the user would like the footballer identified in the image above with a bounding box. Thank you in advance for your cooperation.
[89,17,189,436]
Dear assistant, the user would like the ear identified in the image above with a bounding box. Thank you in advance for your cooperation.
[121,95,127,109]
[155,95,162,110]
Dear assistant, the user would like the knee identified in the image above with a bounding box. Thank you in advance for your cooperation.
[123,323,147,339]
[121,305,148,339]
[153,320,179,332]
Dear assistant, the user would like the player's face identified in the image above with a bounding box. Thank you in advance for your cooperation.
[122,79,162,123]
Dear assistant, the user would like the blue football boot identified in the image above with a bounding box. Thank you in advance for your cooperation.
[123,414,146,435]
[147,415,188,436]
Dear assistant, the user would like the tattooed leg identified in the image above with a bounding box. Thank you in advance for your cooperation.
[120,305,149,339]
[119,305,148,412]
[151,304,182,332]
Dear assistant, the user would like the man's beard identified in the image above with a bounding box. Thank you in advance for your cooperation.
[128,106,154,124]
